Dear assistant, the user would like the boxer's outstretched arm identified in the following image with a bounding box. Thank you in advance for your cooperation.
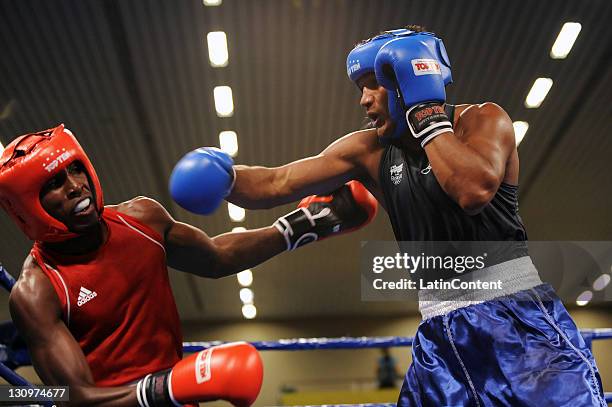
[230,129,381,209]
[121,197,286,278]
[9,263,137,407]
[166,221,286,278]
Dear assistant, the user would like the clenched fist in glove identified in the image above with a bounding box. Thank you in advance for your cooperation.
[137,342,263,407]
[274,180,378,251]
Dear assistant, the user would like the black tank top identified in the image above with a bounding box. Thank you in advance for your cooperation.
[379,104,528,265]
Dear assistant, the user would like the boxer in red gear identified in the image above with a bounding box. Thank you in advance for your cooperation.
[0,125,376,406]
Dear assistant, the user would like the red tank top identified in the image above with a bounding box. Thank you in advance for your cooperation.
[31,208,183,386]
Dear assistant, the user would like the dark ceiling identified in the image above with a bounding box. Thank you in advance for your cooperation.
[0,0,611,321]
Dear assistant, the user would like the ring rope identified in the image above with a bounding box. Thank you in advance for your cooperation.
[183,329,612,352]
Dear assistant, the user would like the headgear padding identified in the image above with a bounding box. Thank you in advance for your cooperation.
[346,29,452,143]
[0,124,104,242]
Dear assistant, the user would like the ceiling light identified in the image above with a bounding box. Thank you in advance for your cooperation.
[207,31,229,67]
[203,0,222,6]
[237,270,253,287]
[550,22,581,59]
[525,78,553,108]
[232,227,246,233]
[242,303,257,319]
[592,274,611,291]
[513,121,529,146]
[227,202,245,222]
[239,288,254,304]
[219,131,238,157]
[575,290,593,306]
[213,86,234,117]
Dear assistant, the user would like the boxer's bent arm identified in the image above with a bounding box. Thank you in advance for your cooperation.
[9,264,137,407]
[230,129,379,209]
[127,197,286,277]
[423,103,515,214]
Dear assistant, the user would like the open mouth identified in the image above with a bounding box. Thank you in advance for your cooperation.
[72,197,92,215]
[368,113,383,128]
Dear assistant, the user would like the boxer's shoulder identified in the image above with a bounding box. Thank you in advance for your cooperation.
[456,102,509,126]
[334,128,385,172]
[10,256,61,322]
[454,102,514,144]
[109,196,173,237]
[345,128,383,151]
[14,255,43,290]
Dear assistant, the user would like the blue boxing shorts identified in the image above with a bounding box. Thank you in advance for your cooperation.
[399,257,606,407]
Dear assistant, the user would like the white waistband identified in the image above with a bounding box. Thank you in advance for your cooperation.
[418,256,542,320]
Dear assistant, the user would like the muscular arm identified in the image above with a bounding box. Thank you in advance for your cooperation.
[424,103,516,214]
[229,129,382,209]
[166,222,286,278]
[9,262,136,407]
[122,197,286,278]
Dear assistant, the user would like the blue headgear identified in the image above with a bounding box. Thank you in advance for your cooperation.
[346,29,452,143]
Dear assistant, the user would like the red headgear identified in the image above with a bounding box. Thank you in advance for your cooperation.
[0,124,104,242]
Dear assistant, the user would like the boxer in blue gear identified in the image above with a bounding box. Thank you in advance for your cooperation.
[194,25,607,406]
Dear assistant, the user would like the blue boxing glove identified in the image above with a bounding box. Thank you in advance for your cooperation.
[169,147,235,215]
[374,36,453,147]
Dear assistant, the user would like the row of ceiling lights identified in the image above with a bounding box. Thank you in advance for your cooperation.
[205,19,583,150]
[0,21,586,157]
[512,22,582,145]
[204,0,257,320]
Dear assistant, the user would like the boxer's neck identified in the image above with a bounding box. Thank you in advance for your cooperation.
[42,219,109,255]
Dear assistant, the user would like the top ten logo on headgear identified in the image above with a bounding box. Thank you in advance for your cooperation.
[411,59,441,76]
[44,150,72,173]
[347,60,361,76]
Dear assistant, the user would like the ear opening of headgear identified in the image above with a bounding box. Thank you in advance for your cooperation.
[346,29,452,143]
[0,124,104,242]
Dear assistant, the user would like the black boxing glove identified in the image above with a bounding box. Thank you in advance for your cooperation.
[273,181,377,251]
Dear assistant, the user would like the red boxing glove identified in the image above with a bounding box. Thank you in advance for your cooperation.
[274,180,378,250]
[137,342,263,407]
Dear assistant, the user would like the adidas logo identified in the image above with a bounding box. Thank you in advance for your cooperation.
[77,286,97,307]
